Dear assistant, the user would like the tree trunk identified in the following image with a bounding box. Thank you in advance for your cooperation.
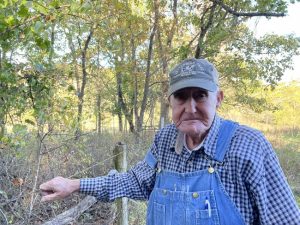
[195,2,217,58]
[159,95,170,128]
[149,95,155,128]
[117,111,123,132]
[46,22,56,133]
[65,29,80,96]
[0,121,4,139]
[157,0,177,127]
[136,0,158,133]
[0,91,5,139]
[96,93,102,134]
[116,69,135,133]
[75,27,94,139]
[0,50,6,139]
[131,33,139,134]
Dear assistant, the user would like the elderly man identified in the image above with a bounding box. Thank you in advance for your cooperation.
[40,58,300,224]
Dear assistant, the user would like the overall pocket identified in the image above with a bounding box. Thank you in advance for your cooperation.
[185,190,220,225]
[153,202,166,225]
[186,209,219,225]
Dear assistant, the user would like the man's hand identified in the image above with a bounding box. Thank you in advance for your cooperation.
[39,176,80,202]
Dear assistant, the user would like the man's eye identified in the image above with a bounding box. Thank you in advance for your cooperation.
[193,92,208,101]
[173,92,188,102]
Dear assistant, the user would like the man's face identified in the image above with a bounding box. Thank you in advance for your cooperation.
[169,87,223,138]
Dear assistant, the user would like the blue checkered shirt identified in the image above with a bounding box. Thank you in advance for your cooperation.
[80,115,300,224]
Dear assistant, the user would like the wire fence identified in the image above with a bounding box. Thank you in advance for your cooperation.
[0,127,155,224]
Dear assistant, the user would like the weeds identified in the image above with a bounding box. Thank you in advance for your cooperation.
[0,126,299,224]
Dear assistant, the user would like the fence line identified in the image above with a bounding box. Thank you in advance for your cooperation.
[42,142,129,225]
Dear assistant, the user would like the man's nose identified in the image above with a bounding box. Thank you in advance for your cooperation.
[185,97,197,113]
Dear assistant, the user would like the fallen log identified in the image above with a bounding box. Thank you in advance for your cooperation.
[42,196,97,225]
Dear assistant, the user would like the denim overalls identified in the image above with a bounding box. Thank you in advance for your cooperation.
[145,120,246,225]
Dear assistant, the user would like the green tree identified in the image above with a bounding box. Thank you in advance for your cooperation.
[0,0,299,138]
[269,82,300,130]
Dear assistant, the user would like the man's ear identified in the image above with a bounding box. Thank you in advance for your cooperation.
[168,95,173,106]
[216,90,224,108]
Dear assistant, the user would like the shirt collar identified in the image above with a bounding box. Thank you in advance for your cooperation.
[169,114,222,158]
[184,133,204,152]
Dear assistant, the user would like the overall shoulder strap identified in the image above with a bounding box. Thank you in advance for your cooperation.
[214,120,239,162]
[144,150,158,169]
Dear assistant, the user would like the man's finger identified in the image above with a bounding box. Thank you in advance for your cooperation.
[40,179,54,189]
[41,190,54,196]
[41,193,59,202]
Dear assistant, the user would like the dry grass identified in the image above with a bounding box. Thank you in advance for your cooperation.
[0,131,153,224]
[0,125,299,224]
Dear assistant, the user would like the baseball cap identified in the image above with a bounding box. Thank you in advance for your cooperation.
[168,58,219,96]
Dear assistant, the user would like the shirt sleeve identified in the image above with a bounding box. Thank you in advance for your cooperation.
[252,139,300,224]
[79,133,161,202]
[79,160,156,202]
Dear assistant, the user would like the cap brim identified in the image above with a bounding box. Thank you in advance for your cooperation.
[168,78,217,96]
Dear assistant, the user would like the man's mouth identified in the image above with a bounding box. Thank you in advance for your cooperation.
[176,119,200,127]
[182,118,200,121]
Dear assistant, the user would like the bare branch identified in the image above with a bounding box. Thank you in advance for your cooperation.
[149,80,168,88]
[212,0,286,17]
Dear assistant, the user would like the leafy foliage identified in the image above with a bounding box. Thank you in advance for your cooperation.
[0,0,298,137]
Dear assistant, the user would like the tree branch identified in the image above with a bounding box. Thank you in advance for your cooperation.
[0,5,72,36]
[212,0,286,17]
[79,27,94,99]
[195,2,217,58]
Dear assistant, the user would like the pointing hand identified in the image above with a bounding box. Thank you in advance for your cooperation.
[39,176,80,202]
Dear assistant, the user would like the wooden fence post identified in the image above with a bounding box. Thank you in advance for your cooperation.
[113,142,128,225]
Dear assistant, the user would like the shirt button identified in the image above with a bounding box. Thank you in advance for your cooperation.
[188,160,193,166]
[162,189,167,195]
[192,192,199,198]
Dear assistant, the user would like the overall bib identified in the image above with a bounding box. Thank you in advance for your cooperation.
[145,121,246,225]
